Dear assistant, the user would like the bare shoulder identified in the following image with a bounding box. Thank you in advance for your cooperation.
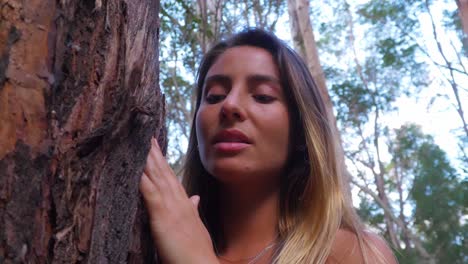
[327,229,398,264]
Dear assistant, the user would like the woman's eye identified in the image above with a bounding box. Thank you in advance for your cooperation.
[206,94,225,104]
[253,94,275,103]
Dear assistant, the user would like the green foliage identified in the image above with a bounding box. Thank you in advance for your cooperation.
[357,0,421,31]
[376,38,418,69]
[308,1,465,262]
[411,143,466,263]
[395,248,420,264]
[354,0,427,86]
[313,2,348,57]
[160,1,467,262]
[442,8,462,32]
[390,124,467,263]
[357,197,385,228]
[160,0,286,166]
[324,1,428,134]
[331,79,372,127]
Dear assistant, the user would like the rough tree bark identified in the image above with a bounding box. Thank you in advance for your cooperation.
[287,0,349,191]
[0,0,163,263]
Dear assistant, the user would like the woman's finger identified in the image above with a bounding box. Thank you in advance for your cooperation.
[144,140,173,190]
[140,172,160,203]
[146,138,187,198]
[152,139,176,179]
[189,195,200,209]
[143,139,163,178]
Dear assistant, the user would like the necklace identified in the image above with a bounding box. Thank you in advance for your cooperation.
[217,238,279,264]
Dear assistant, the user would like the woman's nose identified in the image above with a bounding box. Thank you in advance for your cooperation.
[220,92,246,122]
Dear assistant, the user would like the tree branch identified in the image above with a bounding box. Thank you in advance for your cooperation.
[351,179,434,262]
[425,0,468,138]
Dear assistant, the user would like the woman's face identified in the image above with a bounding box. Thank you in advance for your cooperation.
[196,46,290,184]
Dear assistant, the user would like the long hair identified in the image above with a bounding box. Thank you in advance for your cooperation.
[182,28,371,263]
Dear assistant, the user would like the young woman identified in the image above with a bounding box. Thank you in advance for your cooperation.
[140,29,397,264]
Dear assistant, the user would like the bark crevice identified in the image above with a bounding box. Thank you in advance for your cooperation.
[0,0,162,263]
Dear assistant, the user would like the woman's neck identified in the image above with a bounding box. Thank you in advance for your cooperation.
[217,182,280,260]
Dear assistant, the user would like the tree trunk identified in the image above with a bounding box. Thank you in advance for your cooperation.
[287,0,350,192]
[0,0,163,263]
[457,0,468,55]
[196,0,224,54]
[457,0,468,35]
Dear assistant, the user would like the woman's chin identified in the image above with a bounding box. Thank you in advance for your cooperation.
[202,157,284,185]
[207,162,254,183]
[210,166,279,186]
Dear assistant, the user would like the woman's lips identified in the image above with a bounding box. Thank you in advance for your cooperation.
[213,142,250,152]
[212,129,252,153]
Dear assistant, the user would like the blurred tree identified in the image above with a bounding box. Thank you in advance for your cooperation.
[457,0,468,36]
[158,1,467,263]
[287,0,352,208]
[360,0,468,147]
[343,1,429,257]
[287,0,327,92]
[391,124,467,263]
[456,0,468,61]
[160,0,284,169]
[319,1,467,262]
[159,0,225,169]
[0,0,162,262]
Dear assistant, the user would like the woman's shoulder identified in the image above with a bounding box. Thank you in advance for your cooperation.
[327,228,398,264]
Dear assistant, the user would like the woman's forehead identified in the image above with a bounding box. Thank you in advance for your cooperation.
[205,46,280,79]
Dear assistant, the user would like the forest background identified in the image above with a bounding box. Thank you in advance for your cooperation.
[160,0,468,263]
[0,0,466,263]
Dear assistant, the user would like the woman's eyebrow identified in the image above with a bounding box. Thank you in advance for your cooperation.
[247,74,281,92]
[247,74,280,85]
[204,74,231,86]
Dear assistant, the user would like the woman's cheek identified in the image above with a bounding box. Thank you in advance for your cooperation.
[195,106,212,151]
[268,108,290,157]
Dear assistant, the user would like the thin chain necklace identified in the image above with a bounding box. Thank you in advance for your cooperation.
[217,237,279,264]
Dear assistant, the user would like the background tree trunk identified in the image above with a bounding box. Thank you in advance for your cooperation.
[457,0,468,35]
[456,0,468,54]
[196,0,224,54]
[287,0,350,192]
[0,0,163,263]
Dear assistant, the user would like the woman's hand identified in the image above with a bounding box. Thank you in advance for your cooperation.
[140,138,218,264]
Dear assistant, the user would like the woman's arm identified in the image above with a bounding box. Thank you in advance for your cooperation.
[140,138,219,263]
